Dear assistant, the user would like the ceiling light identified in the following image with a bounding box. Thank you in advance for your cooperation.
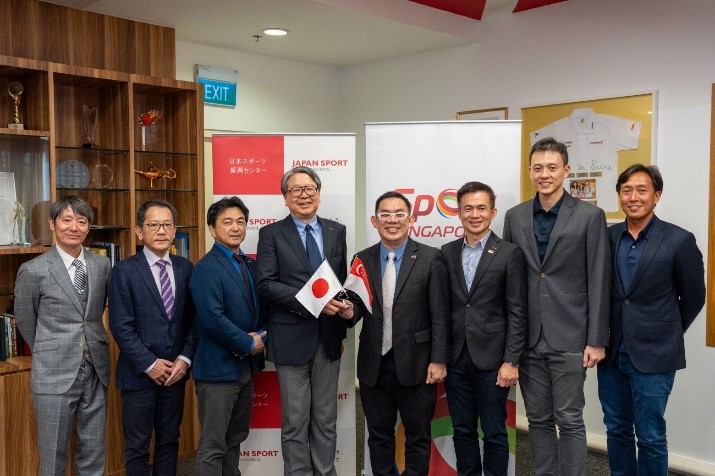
[262,28,289,36]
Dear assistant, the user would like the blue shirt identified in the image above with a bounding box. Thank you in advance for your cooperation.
[462,231,491,290]
[292,216,324,259]
[532,192,566,262]
[379,240,408,279]
[616,216,656,296]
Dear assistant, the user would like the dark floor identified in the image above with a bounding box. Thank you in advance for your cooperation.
[178,387,685,475]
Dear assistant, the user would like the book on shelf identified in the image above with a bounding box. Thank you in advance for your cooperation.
[173,232,189,259]
[1,313,29,359]
[89,242,121,266]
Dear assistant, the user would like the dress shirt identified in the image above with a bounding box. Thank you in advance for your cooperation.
[379,240,408,278]
[142,247,191,369]
[56,245,87,283]
[462,230,491,290]
[616,216,655,296]
[532,191,566,262]
[292,215,324,259]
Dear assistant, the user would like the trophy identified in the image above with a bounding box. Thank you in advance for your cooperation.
[138,109,163,151]
[7,81,24,130]
[135,162,176,189]
[12,201,29,245]
[82,104,99,148]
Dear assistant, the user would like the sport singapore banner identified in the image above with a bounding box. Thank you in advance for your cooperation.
[364,120,521,475]
[212,133,356,475]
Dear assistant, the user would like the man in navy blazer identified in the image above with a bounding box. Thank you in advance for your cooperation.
[190,196,267,476]
[598,164,705,476]
[256,166,354,476]
[109,199,196,475]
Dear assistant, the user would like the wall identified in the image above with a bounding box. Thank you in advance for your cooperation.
[175,41,341,250]
[176,0,715,471]
[338,0,715,472]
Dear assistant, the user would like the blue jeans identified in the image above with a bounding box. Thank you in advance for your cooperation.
[597,351,675,476]
[445,347,509,476]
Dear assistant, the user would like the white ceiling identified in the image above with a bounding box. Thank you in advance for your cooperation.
[41,0,519,67]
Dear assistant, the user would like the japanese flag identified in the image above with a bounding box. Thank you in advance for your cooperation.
[343,256,372,314]
[295,260,342,318]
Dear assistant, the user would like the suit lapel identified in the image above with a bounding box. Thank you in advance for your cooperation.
[467,233,500,299]
[611,223,627,298]
[135,253,169,320]
[212,246,255,317]
[519,204,541,266]
[450,240,469,296]
[47,247,84,315]
[627,217,665,295]
[84,251,102,314]
[364,245,383,311]
[394,239,418,302]
[542,193,575,265]
[280,216,312,273]
[319,217,335,259]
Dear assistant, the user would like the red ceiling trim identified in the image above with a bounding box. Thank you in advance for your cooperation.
[408,0,487,21]
[513,0,568,13]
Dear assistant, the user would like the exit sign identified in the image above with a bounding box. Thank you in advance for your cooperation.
[198,78,236,107]
[194,64,238,108]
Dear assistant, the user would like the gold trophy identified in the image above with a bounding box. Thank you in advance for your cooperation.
[7,81,24,130]
[135,162,176,189]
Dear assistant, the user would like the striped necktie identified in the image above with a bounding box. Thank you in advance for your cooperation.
[155,260,175,318]
[72,259,87,295]
[381,251,396,355]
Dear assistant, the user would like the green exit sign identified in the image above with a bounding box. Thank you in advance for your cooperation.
[198,78,236,107]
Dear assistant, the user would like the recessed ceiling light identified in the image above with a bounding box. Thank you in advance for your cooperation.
[263,28,289,36]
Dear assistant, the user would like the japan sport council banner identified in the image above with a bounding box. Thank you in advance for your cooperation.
[365,121,521,475]
[212,133,356,475]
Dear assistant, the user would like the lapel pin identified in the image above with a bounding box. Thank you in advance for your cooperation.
[488,249,495,254]
[411,255,417,259]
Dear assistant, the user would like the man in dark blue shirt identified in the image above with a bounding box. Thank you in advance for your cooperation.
[598,164,705,476]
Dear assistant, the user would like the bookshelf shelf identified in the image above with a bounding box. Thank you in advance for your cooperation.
[0,2,205,472]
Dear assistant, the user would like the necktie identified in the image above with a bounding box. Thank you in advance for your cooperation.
[155,260,174,318]
[381,251,396,356]
[304,224,322,272]
[72,259,87,295]
[233,254,256,312]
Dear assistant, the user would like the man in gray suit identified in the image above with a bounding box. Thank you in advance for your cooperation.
[503,137,610,475]
[15,196,112,476]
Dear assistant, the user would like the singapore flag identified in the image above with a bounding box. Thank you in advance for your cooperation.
[296,260,342,318]
[343,256,372,314]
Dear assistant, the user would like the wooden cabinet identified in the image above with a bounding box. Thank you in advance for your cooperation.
[0,53,204,475]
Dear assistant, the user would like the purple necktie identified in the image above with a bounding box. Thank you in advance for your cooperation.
[155,260,174,318]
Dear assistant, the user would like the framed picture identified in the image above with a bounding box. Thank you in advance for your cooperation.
[456,107,508,121]
[706,83,715,347]
[520,92,657,221]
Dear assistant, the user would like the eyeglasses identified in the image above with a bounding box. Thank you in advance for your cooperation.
[144,223,175,232]
[287,186,318,198]
[376,212,409,222]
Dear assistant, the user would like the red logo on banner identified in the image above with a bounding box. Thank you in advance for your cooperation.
[213,135,285,195]
[250,371,282,429]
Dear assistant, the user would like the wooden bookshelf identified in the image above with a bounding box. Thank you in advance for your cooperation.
[0,2,204,474]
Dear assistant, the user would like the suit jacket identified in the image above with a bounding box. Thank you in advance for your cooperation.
[190,244,266,381]
[603,216,705,373]
[441,232,528,370]
[353,238,449,387]
[256,216,348,364]
[503,192,610,352]
[108,252,196,390]
[14,246,111,394]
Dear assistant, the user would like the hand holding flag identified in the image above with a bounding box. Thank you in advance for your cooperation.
[295,260,343,318]
[343,255,372,314]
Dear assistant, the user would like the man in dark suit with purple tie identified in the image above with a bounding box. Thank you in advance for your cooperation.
[109,199,196,475]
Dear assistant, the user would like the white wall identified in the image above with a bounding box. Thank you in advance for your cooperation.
[176,0,715,471]
[175,41,342,251]
[338,0,715,472]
